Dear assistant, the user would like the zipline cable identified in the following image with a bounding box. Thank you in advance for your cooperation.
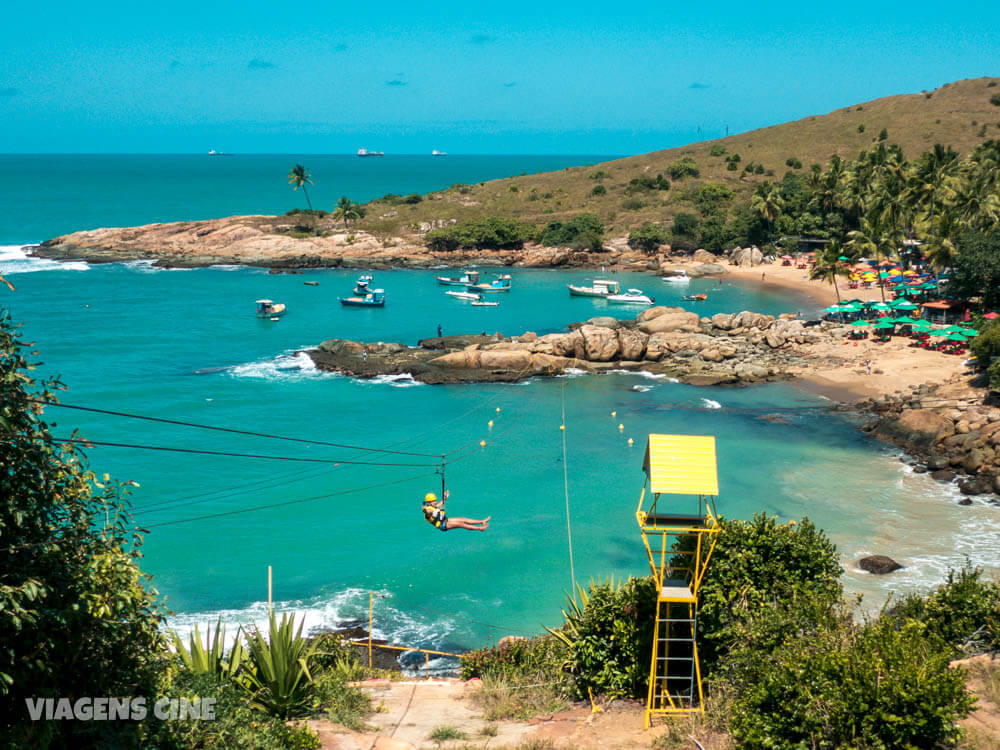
[560,380,577,596]
[142,470,437,529]
[27,398,440,458]
[2,434,439,468]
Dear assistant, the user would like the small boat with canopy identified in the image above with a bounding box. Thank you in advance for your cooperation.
[567,279,621,297]
[340,289,386,307]
[255,299,286,318]
[435,270,480,286]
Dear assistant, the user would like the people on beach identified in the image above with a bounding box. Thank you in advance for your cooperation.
[422,490,490,532]
[437,324,443,338]
[362,346,367,363]
[761,272,766,281]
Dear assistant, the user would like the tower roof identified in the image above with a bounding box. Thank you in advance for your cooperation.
[643,434,718,496]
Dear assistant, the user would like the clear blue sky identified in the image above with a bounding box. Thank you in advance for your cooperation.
[1,1,997,154]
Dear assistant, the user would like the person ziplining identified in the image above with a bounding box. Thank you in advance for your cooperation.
[422,490,490,532]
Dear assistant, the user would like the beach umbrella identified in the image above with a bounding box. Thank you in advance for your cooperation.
[894,302,919,310]
[928,329,950,336]
[947,334,968,342]
[945,325,966,333]
[837,255,849,261]
[872,302,891,311]
[874,321,895,329]
[985,312,1000,320]
[848,319,871,327]
[894,316,918,324]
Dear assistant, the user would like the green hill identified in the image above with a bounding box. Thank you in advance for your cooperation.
[355,76,1000,241]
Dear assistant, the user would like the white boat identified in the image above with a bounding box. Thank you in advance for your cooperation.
[662,270,689,283]
[432,149,447,156]
[436,270,480,286]
[255,299,286,317]
[357,148,384,157]
[471,300,499,307]
[607,289,655,305]
[567,279,621,297]
[446,290,482,301]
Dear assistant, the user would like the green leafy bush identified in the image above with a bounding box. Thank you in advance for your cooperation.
[546,577,657,699]
[284,208,328,217]
[991,93,1000,106]
[625,174,670,194]
[240,611,318,719]
[858,123,866,133]
[725,616,973,749]
[784,157,802,169]
[667,157,700,179]
[460,634,569,684]
[694,514,843,671]
[171,618,246,682]
[590,184,606,196]
[589,170,608,180]
[878,128,889,141]
[538,213,605,251]
[425,217,536,251]
[887,566,1000,652]
[709,144,727,157]
[627,223,671,253]
[139,672,321,750]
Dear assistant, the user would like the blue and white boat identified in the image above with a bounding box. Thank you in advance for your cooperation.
[467,274,512,293]
[340,289,386,307]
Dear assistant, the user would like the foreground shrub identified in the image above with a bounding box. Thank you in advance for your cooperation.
[547,577,657,699]
[726,616,973,749]
[667,157,700,179]
[461,634,569,684]
[140,672,320,750]
[888,565,1000,653]
[695,514,843,671]
[241,611,318,719]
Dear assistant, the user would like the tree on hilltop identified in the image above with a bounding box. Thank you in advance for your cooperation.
[287,164,314,211]
[332,197,364,228]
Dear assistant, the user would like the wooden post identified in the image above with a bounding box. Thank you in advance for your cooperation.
[368,592,374,670]
[267,566,273,617]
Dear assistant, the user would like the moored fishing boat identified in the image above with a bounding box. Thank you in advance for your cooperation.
[255,299,286,317]
[567,279,621,297]
[606,288,655,305]
[445,290,482,301]
[340,289,386,307]
[436,270,480,286]
[662,270,690,283]
[466,274,512,293]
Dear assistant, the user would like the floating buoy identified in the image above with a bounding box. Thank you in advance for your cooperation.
[618,423,624,431]
[488,420,494,427]
[627,438,634,446]
[559,425,565,431]
[611,411,617,417]
[479,440,486,447]
[496,407,501,413]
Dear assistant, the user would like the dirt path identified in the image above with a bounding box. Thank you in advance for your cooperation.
[304,678,728,749]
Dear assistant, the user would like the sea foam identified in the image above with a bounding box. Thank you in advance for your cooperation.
[0,245,90,274]
[227,350,333,382]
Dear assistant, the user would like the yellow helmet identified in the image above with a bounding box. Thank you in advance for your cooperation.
[424,492,437,503]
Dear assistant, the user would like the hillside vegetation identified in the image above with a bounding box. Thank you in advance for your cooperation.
[352,76,1000,241]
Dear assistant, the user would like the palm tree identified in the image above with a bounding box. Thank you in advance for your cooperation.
[287,164,313,211]
[907,144,959,229]
[848,211,901,302]
[809,240,851,303]
[332,196,362,228]
[750,183,783,240]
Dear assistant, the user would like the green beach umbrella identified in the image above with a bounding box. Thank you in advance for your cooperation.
[912,322,933,331]
[838,255,849,261]
[894,301,919,310]
[928,329,950,336]
[871,302,891,311]
[874,321,895,329]
[948,334,968,341]
[894,316,918,324]
[849,319,871,327]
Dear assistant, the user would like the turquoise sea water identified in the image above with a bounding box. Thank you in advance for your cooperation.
[2,155,998,664]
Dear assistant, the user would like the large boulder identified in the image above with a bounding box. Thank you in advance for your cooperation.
[478,349,533,370]
[578,325,620,361]
[873,409,955,453]
[730,246,764,267]
[637,305,685,323]
[687,262,726,278]
[638,310,702,335]
[711,313,734,330]
[529,353,572,374]
[429,350,481,368]
[587,316,621,329]
[692,249,717,263]
[533,331,585,359]
[617,328,648,360]
[859,555,904,574]
[731,311,775,330]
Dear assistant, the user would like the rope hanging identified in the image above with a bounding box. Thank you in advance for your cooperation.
[560,380,577,595]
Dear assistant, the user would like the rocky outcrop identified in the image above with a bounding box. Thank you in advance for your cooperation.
[860,382,1000,504]
[307,308,852,387]
[692,249,717,263]
[859,555,904,574]
[34,217,659,269]
[686,262,726,278]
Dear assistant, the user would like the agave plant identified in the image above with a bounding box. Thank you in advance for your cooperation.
[170,617,245,682]
[240,610,318,718]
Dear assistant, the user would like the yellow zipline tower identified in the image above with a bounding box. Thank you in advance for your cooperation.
[636,434,720,728]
